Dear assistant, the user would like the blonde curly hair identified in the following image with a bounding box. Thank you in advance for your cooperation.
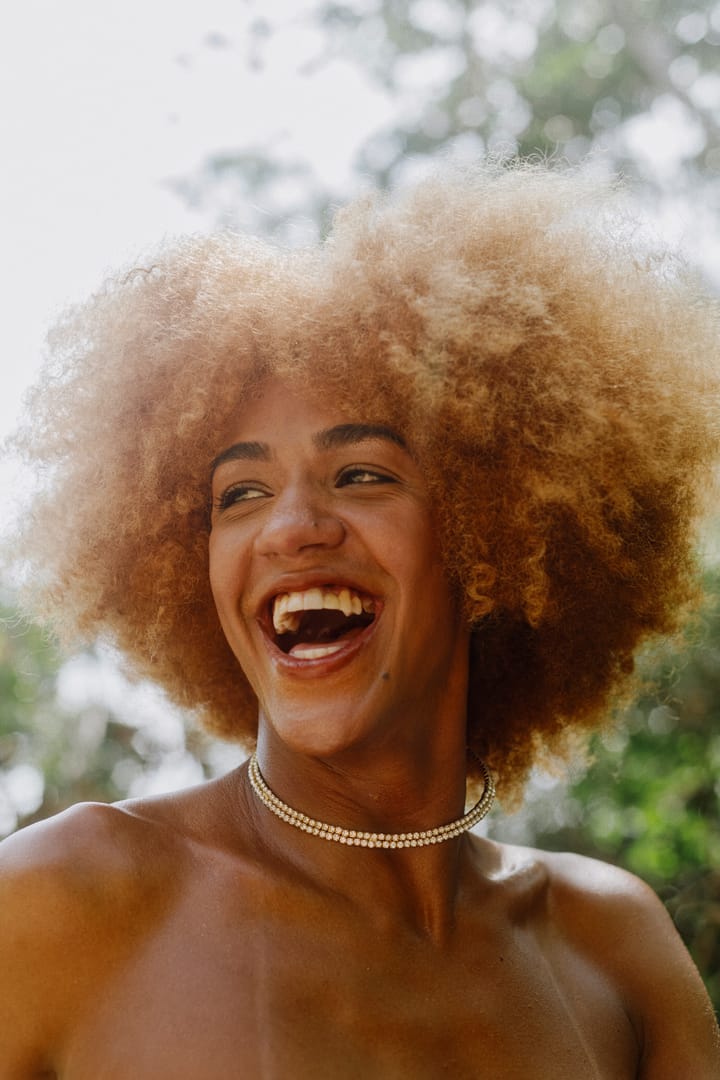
[9,163,720,800]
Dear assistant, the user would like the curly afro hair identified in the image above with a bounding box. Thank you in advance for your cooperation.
[9,163,720,802]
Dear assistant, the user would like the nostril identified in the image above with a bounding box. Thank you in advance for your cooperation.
[257,507,346,557]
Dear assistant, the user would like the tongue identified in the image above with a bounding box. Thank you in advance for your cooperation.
[288,623,368,657]
[289,642,345,659]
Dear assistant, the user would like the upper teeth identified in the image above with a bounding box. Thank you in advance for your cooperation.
[272,587,374,634]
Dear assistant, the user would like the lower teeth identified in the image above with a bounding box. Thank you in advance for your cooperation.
[289,643,345,660]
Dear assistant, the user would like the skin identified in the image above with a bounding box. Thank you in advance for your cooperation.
[0,380,718,1079]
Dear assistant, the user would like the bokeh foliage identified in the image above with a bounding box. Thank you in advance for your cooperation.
[531,578,720,1013]
[0,609,139,832]
[176,0,720,260]
[0,605,231,836]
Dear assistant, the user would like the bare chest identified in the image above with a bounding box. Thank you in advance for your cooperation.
[58,899,637,1080]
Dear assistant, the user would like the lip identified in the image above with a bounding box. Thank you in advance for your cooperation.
[254,572,383,678]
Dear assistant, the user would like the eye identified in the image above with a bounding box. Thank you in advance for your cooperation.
[214,483,268,511]
[337,467,397,487]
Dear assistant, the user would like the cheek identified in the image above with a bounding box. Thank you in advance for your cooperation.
[392,511,445,580]
[208,531,245,618]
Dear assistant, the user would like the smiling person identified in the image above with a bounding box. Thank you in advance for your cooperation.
[2,164,720,1079]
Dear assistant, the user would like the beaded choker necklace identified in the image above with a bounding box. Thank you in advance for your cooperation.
[247,752,496,850]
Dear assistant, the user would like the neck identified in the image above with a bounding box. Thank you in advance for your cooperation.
[243,727,492,940]
[248,752,494,849]
[256,716,473,831]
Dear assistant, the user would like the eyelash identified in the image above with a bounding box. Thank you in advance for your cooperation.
[214,467,397,512]
[214,484,267,511]
[337,467,396,486]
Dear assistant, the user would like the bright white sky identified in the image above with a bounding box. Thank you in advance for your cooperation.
[0,0,393,438]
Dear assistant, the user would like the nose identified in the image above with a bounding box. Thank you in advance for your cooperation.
[255,484,345,558]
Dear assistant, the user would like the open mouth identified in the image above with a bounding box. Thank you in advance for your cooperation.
[269,586,377,660]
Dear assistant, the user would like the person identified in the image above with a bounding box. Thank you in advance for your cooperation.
[1,164,719,1079]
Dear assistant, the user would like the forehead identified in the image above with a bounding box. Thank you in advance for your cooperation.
[214,378,408,460]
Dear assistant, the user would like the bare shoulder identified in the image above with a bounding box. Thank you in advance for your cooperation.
[0,802,149,1075]
[536,846,670,929]
[0,796,179,936]
[1,797,153,878]
[0,769,245,956]
[0,767,241,898]
[0,792,186,907]
[0,777,236,1077]
[523,846,720,1079]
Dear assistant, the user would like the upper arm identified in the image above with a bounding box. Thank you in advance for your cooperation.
[0,825,77,1074]
[548,853,720,1079]
[620,878,720,1080]
[0,803,142,1076]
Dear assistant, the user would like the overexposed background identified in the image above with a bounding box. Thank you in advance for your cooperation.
[4,0,720,443]
[0,0,394,437]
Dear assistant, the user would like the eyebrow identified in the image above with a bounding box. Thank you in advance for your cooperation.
[210,441,269,474]
[313,423,407,452]
[210,424,407,476]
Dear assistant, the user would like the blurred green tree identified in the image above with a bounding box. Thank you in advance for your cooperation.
[173,0,720,266]
[530,575,720,1014]
[0,604,237,836]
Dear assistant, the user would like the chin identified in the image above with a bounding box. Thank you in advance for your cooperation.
[258,700,384,760]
